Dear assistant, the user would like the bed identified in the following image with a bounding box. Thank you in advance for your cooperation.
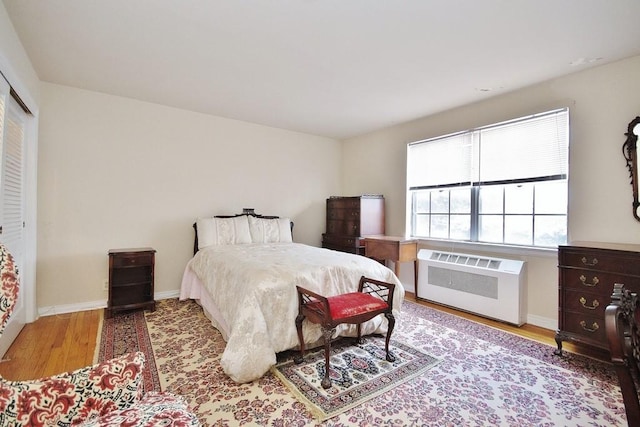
[179,212,405,383]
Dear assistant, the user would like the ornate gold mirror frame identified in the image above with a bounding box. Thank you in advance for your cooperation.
[623,116,640,221]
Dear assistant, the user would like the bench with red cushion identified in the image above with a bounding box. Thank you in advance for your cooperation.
[294,276,396,389]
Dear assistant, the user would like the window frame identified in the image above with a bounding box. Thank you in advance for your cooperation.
[407,108,569,249]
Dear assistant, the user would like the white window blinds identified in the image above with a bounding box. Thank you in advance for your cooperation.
[407,132,473,188]
[407,108,569,189]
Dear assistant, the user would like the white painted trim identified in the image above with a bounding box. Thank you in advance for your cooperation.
[526,314,556,331]
[38,300,106,317]
[155,290,180,300]
[0,304,24,357]
[37,290,181,317]
[22,116,37,322]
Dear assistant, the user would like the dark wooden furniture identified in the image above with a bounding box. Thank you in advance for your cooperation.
[294,276,396,389]
[605,283,640,426]
[107,248,156,318]
[363,235,418,287]
[322,195,385,255]
[622,116,640,221]
[555,242,640,355]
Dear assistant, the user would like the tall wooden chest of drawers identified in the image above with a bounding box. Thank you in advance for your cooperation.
[321,195,385,254]
[555,242,640,354]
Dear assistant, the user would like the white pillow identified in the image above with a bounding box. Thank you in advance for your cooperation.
[248,216,293,243]
[196,216,252,249]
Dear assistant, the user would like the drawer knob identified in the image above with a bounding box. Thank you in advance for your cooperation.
[581,256,598,266]
[579,320,599,332]
[579,275,599,287]
[579,297,599,310]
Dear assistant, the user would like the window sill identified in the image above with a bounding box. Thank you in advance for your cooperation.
[414,238,558,259]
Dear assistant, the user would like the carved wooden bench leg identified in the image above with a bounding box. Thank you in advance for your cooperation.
[294,313,305,364]
[321,327,335,389]
[385,312,396,362]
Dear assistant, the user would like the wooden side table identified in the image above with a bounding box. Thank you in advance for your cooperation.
[107,247,156,318]
[363,236,418,288]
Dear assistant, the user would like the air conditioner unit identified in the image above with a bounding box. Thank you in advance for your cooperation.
[417,249,527,326]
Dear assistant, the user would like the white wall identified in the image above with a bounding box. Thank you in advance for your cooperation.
[37,83,341,313]
[342,55,640,328]
[0,4,39,105]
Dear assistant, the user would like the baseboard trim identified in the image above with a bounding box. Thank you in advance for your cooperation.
[36,291,557,331]
[37,290,180,318]
[526,314,556,331]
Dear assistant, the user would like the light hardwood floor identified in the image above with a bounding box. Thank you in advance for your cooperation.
[0,309,101,381]
[0,294,608,381]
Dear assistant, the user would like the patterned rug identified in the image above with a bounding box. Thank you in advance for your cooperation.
[272,337,441,421]
[95,309,161,393]
[98,298,626,426]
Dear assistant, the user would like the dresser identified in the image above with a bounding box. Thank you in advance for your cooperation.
[555,242,640,355]
[322,195,385,254]
[106,248,156,318]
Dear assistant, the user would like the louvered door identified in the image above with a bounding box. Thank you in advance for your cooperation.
[0,84,26,357]
[2,97,24,260]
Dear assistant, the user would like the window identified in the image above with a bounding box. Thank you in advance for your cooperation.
[407,108,568,248]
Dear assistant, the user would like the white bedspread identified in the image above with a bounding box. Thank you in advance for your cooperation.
[180,243,404,383]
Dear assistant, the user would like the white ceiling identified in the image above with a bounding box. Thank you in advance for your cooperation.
[4,0,640,139]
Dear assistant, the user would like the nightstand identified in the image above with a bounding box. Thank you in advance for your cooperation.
[106,247,156,318]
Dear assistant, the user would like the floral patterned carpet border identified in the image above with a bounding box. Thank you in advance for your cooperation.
[272,338,441,421]
[101,298,625,426]
[95,309,161,393]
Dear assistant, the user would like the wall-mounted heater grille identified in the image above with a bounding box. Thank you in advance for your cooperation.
[417,249,527,325]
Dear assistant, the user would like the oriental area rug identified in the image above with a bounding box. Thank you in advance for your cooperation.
[97,298,626,426]
[272,338,441,421]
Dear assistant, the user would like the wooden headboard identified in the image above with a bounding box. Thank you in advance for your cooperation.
[193,209,294,255]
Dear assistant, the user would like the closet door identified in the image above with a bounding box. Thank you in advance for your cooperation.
[2,96,25,261]
[0,81,25,357]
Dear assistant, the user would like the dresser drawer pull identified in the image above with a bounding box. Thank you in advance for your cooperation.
[579,320,599,332]
[580,257,598,266]
[579,297,599,310]
[579,275,599,287]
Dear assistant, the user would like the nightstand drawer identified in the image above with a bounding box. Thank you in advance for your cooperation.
[111,253,153,267]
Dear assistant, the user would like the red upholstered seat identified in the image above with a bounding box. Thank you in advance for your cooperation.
[295,276,396,389]
[327,293,389,320]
